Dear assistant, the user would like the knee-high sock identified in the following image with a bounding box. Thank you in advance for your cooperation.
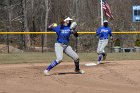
[46,60,59,71]
[74,59,80,71]
[102,52,106,57]
[98,54,102,62]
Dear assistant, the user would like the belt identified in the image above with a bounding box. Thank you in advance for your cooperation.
[56,41,68,45]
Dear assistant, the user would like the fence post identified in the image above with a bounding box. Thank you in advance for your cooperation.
[75,37,78,52]
[41,34,44,53]
[7,33,9,53]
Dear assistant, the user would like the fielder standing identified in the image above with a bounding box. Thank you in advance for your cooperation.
[44,17,85,76]
[96,20,113,64]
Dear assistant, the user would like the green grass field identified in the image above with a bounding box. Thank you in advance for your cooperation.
[0,52,140,64]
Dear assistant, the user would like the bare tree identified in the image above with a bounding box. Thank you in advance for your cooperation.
[5,0,12,31]
[44,0,51,46]
[22,0,31,49]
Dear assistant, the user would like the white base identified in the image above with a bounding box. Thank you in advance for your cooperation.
[85,63,97,66]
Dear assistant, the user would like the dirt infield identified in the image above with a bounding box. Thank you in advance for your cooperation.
[0,60,140,93]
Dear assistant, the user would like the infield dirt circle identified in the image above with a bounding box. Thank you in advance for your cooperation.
[0,60,140,93]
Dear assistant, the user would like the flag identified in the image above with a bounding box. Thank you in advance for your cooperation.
[102,0,114,19]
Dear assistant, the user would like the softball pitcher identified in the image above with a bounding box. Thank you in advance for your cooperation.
[44,17,85,76]
[96,20,113,64]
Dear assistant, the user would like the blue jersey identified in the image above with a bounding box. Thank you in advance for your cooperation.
[52,25,72,44]
[96,26,112,39]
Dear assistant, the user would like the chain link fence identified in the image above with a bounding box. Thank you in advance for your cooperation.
[0,32,140,53]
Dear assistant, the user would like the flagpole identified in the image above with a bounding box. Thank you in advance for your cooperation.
[101,0,103,26]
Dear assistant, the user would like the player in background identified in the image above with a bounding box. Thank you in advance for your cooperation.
[43,17,85,76]
[96,20,113,64]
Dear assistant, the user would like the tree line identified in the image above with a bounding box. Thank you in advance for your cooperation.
[0,0,140,51]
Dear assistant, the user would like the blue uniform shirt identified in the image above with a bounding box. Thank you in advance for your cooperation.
[52,25,72,44]
[96,26,112,39]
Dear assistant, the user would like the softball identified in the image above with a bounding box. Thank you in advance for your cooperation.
[53,23,58,27]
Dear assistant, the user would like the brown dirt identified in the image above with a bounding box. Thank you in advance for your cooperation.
[0,60,140,93]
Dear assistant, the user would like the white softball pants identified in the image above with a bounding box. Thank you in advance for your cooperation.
[55,43,79,63]
[97,39,108,54]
